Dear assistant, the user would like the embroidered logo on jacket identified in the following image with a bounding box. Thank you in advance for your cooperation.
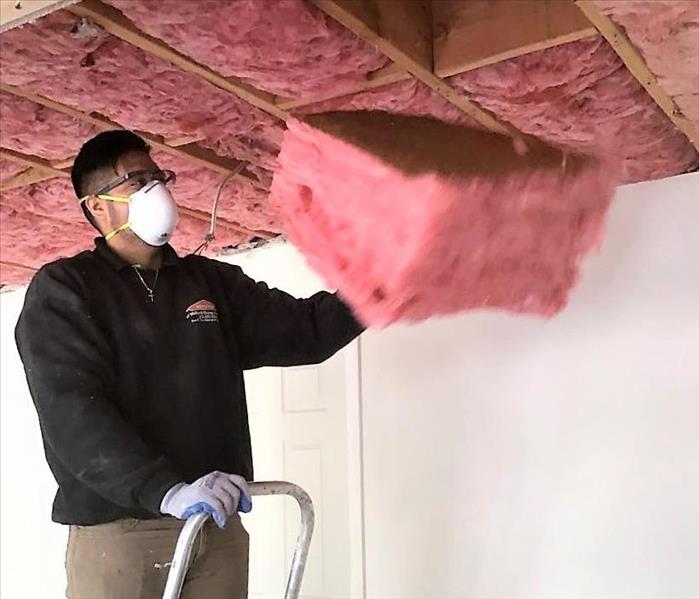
[186,299,219,323]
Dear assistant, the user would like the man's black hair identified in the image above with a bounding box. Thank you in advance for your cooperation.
[72,130,150,230]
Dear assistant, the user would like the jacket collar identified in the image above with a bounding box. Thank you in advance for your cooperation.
[93,237,179,271]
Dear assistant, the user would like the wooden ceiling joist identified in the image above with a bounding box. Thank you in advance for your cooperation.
[66,0,289,121]
[574,0,699,152]
[0,260,38,272]
[310,0,510,135]
[0,147,71,179]
[433,0,597,78]
[0,167,58,192]
[0,83,259,184]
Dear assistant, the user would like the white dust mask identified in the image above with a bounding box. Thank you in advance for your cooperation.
[96,180,179,246]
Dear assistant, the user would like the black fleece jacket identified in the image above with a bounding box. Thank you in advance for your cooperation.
[15,238,363,525]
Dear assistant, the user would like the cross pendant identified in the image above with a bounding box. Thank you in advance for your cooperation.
[148,292,155,303]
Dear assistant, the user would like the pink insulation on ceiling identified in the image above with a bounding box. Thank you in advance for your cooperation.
[0,262,36,287]
[0,200,94,273]
[0,11,283,182]
[0,177,247,287]
[272,116,619,325]
[104,0,388,99]
[0,92,101,161]
[153,153,282,233]
[450,36,698,183]
[297,78,480,127]
[593,0,699,124]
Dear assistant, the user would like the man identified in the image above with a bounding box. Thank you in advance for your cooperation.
[15,130,364,599]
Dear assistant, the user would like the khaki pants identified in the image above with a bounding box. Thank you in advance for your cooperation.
[66,516,249,599]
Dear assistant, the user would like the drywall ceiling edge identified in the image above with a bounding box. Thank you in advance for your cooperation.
[1,0,81,33]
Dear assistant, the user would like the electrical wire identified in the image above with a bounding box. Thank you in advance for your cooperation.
[193,161,248,255]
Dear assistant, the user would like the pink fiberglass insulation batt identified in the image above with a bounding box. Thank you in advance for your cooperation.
[593,0,699,124]
[0,178,250,261]
[153,153,281,233]
[0,263,35,287]
[0,11,283,183]
[271,113,620,326]
[0,92,101,160]
[450,37,698,183]
[0,201,94,270]
[105,0,388,98]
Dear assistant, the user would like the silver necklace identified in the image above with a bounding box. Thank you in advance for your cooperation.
[132,267,159,302]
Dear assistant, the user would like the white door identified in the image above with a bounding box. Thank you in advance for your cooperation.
[243,345,355,599]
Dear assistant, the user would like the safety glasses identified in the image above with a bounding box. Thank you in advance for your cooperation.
[92,169,176,197]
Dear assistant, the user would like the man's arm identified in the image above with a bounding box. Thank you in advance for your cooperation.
[15,265,181,514]
[217,262,365,370]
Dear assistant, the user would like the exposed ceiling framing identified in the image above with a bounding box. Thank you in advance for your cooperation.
[1,0,696,277]
[574,0,699,151]
[310,0,510,134]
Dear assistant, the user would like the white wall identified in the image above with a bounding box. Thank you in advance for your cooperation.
[359,172,699,599]
[2,173,697,599]
[0,288,68,599]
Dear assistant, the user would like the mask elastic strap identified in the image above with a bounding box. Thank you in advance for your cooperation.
[97,194,131,203]
[105,221,132,241]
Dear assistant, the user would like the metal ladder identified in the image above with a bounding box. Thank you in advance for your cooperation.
[162,481,315,599]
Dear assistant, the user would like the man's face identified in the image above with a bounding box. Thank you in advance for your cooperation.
[86,150,161,240]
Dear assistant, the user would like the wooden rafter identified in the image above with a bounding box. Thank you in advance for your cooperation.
[0,147,71,179]
[310,0,510,135]
[0,260,38,272]
[0,83,259,184]
[0,167,58,192]
[575,0,699,151]
[433,0,597,78]
[66,0,289,121]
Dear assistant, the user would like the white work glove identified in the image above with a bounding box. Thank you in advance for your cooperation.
[160,471,252,528]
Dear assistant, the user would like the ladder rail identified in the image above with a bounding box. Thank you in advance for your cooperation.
[162,480,315,599]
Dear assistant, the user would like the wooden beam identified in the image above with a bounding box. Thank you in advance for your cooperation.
[0,167,61,191]
[0,148,71,178]
[575,0,699,151]
[0,260,38,272]
[0,83,259,183]
[278,63,412,110]
[67,0,288,121]
[433,0,597,78]
[311,0,510,135]
[164,134,205,147]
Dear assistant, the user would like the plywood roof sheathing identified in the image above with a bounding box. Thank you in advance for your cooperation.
[575,0,699,152]
[0,83,260,184]
[433,0,597,78]
[310,0,510,135]
[66,0,289,121]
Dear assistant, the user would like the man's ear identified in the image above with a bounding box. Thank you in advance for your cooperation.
[84,196,105,219]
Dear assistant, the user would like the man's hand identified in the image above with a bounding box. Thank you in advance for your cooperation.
[160,471,252,528]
